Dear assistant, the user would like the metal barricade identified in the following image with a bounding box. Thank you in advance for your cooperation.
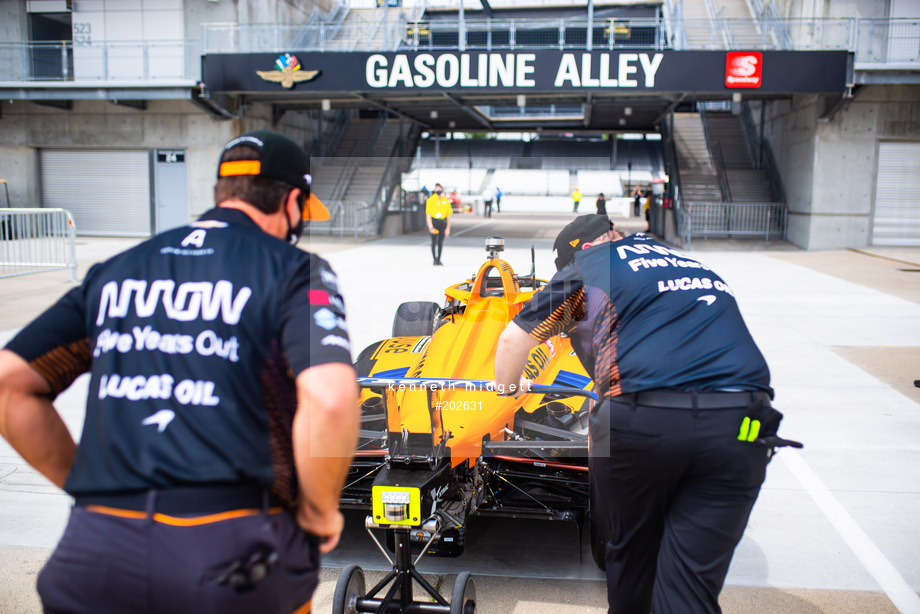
[306,201,377,241]
[680,202,786,249]
[0,208,77,281]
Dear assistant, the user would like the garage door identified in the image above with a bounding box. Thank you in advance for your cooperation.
[40,150,151,236]
[872,142,920,246]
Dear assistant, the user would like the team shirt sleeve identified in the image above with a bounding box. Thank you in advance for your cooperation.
[513,265,586,343]
[5,283,91,398]
[278,255,352,377]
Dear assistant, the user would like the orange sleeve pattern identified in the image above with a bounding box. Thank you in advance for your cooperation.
[30,339,91,397]
[528,287,585,342]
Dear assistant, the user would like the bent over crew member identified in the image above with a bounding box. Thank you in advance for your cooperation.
[0,130,360,614]
[495,214,777,614]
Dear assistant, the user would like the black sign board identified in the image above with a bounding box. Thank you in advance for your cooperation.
[156,150,185,163]
[203,49,849,95]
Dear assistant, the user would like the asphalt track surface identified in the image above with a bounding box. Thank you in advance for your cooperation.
[1,208,919,613]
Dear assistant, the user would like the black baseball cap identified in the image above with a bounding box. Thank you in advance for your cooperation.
[218,130,329,221]
[553,214,613,270]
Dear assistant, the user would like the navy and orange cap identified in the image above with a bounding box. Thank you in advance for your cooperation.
[218,130,329,221]
[552,214,613,271]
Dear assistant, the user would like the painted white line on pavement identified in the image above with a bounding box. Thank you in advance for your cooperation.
[781,450,920,613]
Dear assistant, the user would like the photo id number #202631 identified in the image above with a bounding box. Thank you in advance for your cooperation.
[435,400,482,411]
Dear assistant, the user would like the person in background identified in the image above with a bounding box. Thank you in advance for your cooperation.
[482,186,496,218]
[425,182,452,266]
[572,187,583,212]
[631,185,643,217]
[494,186,502,212]
[596,192,611,216]
[0,130,360,614]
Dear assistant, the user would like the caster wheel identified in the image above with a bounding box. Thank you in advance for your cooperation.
[450,571,476,614]
[332,564,365,614]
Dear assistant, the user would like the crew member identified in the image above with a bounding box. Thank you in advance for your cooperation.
[426,182,452,266]
[572,187,583,213]
[0,130,360,614]
[595,192,610,216]
[495,215,797,614]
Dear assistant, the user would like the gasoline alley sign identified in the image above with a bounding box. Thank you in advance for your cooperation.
[365,51,665,89]
[202,49,849,94]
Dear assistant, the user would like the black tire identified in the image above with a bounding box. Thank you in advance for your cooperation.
[450,571,476,614]
[392,301,439,337]
[332,564,365,614]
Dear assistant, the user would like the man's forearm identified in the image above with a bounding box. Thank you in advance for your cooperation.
[2,396,75,489]
[495,322,540,394]
[0,351,74,489]
[293,364,360,532]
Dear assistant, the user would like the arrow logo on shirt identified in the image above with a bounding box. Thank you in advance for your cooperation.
[142,409,176,433]
[697,295,717,306]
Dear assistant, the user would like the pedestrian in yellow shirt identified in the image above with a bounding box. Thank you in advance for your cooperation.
[425,183,452,266]
[572,188,583,213]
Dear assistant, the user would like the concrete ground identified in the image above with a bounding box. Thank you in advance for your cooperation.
[1,209,919,613]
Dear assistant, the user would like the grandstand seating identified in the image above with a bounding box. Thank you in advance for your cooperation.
[407,136,664,200]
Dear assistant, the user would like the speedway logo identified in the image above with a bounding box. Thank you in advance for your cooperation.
[725,52,762,88]
[257,53,321,89]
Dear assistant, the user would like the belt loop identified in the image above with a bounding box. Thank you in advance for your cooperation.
[145,490,157,524]
[691,391,699,416]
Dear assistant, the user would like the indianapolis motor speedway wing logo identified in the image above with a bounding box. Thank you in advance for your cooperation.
[257,53,321,89]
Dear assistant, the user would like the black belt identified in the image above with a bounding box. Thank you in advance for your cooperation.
[74,483,279,515]
[611,390,770,410]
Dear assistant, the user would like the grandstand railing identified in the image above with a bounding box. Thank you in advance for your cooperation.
[680,202,786,249]
[740,101,785,204]
[0,40,199,82]
[0,18,914,86]
[0,208,77,281]
[196,18,918,67]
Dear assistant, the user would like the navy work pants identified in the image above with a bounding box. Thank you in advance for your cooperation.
[38,502,319,614]
[430,217,447,262]
[590,397,771,614]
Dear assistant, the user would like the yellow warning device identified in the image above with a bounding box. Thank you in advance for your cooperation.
[372,486,422,526]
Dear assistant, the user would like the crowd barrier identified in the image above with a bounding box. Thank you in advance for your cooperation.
[680,202,786,249]
[0,208,77,281]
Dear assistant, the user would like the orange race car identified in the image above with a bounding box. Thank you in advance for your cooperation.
[333,237,602,613]
[333,236,603,612]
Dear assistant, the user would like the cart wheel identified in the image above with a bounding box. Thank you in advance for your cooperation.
[332,564,365,614]
[450,571,476,614]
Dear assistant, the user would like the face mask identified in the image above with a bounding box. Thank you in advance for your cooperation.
[287,194,306,245]
[288,217,304,245]
[434,189,442,195]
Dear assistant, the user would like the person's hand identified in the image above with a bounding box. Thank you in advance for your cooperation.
[495,377,533,398]
[297,507,345,554]
[444,227,450,237]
